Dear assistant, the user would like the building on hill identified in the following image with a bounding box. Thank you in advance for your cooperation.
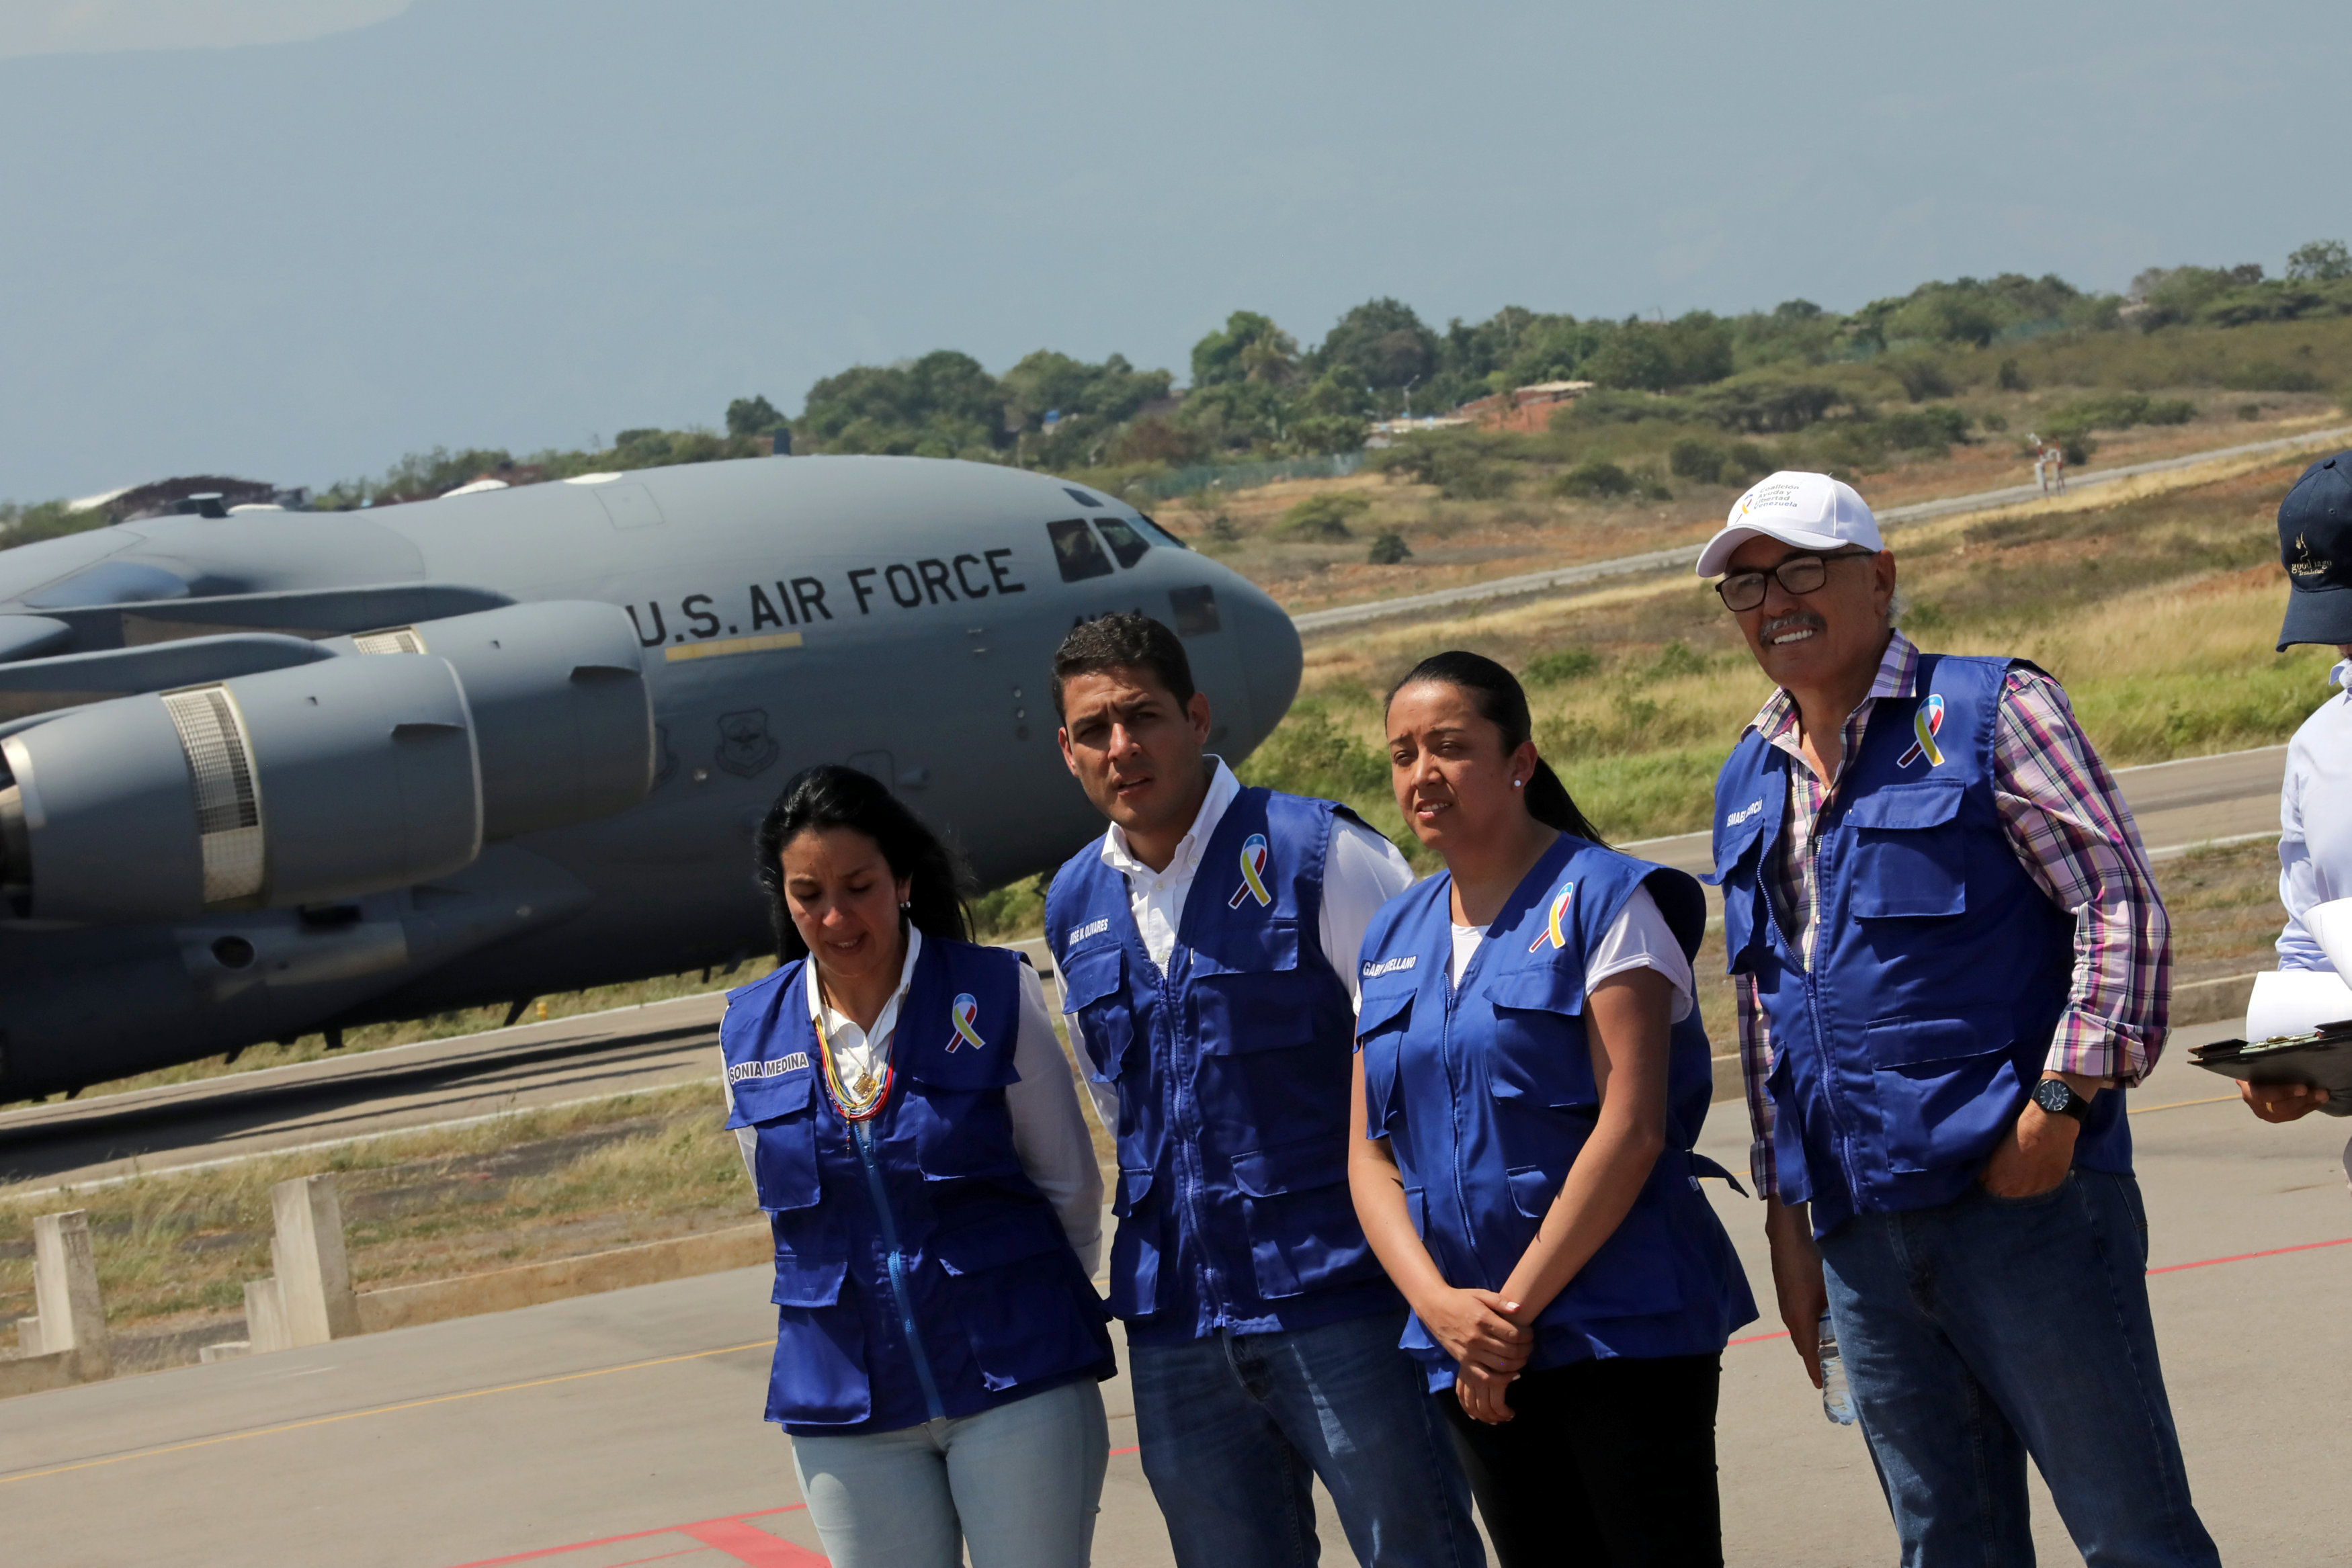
[1457,380,1595,433]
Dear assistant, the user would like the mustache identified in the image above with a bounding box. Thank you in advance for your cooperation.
[1761,611,1826,640]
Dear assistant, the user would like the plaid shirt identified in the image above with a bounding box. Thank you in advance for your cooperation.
[1735,631,2171,1199]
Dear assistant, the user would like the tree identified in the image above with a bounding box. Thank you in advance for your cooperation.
[725,394,787,436]
[2286,239,2351,282]
[1191,312,1298,388]
[1314,298,1439,392]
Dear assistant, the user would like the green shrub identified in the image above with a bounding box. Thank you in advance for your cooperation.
[1207,513,1241,543]
[2221,361,2324,393]
[1650,640,1707,679]
[1279,493,1369,541]
[1997,357,2029,391]
[1525,647,1601,684]
[2145,398,2196,425]
[1555,460,1636,499]
[1367,531,1413,565]
[1234,703,1388,801]
[1890,355,1955,402]
[2061,433,2097,466]
[1368,431,1515,498]
[1693,380,1841,434]
[1725,441,1776,480]
[1979,412,2010,432]
[1669,439,1728,483]
[2236,402,2263,421]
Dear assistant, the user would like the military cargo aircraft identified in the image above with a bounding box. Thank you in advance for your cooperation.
[0,458,1303,1099]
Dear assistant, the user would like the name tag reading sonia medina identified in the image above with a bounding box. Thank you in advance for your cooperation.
[727,1051,811,1084]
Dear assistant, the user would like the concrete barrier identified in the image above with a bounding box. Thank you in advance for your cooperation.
[271,1174,360,1345]
[2174,972,2260,1029]
[19,1210,111,1380]
[356,1223,771,1334]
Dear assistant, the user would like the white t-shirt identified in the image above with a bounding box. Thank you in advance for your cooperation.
[1447,883,1694,1021]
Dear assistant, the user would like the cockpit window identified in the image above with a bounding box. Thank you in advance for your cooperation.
[1131,513,1190,551]
[1046,519,1115,582]
[1095,517,1151,569]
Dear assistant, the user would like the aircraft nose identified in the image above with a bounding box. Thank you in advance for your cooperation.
[1225,580,1302,746]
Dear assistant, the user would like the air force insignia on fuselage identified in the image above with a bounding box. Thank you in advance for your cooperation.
[1228,832,1273,910]
[1897,693,1946,769]
[726,1051,810,1084]
[1361,955,1418,979]
[947,992,986,1052]
[1529,881,1577,953]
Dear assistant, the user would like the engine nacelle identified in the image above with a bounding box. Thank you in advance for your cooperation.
[0,654,481,922]
[324,601,651,840]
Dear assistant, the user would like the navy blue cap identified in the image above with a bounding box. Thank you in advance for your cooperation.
[2277,451,2352,650]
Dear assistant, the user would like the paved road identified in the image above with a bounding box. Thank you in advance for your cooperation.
[0,747,2294,1193]
[1292,424,2352,635]
[1,1083,2342,1567]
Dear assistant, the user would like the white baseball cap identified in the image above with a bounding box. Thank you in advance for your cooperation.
[1695,471,1884,577]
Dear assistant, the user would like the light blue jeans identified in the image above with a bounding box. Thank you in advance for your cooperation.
[787,1378,1108,1568]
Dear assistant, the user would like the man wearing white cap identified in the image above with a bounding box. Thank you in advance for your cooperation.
[1701,473,2219,1566]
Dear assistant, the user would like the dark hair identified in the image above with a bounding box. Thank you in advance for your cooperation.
[754,764,974,963]
[1050,612,1195,717]
[1385,650,1607,846]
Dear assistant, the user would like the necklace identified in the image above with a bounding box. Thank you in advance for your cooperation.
[813,975,893,1122]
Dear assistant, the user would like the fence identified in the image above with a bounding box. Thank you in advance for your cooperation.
[1119,451,1365,503]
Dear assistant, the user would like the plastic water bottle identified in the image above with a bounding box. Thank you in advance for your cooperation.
[1818,1313,1857,1426]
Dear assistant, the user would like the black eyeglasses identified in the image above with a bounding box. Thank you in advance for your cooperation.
[1714,550,1875,613]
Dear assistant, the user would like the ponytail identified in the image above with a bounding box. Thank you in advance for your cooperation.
[1386,650,1607,848]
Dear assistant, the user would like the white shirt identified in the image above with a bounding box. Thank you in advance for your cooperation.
[1446,884,1695,1020]
[2279,660,2352,973]
[724,926,1105,1276]
[1074,759,1415,1123]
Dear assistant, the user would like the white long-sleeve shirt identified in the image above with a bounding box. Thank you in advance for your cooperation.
[2278,660,2352,973]
[1068,759,1415,1122]
[724,926,1104,1275]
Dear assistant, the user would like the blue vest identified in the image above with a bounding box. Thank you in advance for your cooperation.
[1712,653,2130,1237]
[720,937,1114,1436]
[1045,786,1397,1343]
[1357,836,1757,1385]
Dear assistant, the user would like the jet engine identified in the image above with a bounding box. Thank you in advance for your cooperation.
[0,601,653,924]
[0,654,481,923]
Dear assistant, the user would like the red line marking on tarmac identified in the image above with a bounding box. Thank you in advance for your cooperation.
[2146,1234,2352,1274]
[678,1517,829,1566]
[446,1506,810,1567]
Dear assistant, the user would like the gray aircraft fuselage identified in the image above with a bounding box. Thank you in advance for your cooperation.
[0,456,1302,1098]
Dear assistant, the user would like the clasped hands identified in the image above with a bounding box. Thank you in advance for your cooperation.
[1416,1286,1533,1426]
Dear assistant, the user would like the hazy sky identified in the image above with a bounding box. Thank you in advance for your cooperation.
[0,0,2339,500]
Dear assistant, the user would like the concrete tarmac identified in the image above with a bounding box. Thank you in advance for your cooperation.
[1,1078,2345,1567]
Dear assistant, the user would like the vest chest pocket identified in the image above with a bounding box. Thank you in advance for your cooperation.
[1058,945,1138,1084]
[1713,798,1771,969]
[731,1070,823,1213]
[931,1208,1105,1393]
[1843,782,1968,920]
[1191,920,1316,1054]
[1355,983,1416,1138]
[1483,963,1597,1113]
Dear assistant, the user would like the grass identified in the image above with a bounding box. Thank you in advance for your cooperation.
[0,1085,751,1348]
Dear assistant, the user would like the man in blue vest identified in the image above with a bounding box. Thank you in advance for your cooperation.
[1701,473,2219,1567]
[1046,613,1483,1568]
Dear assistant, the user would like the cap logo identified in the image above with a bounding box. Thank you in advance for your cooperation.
[1228,832,1273,909]
[1528,881,1576,952]
[947,993,986,1052]
[1897,693,1945,769]
[2291,533,2333,578]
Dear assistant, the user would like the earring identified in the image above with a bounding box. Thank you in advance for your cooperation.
[899,900,911,911]
[1512,779,1523,788]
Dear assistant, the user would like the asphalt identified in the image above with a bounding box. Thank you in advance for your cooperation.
[0,1080,2342,1567]
[1292,423,2352,635]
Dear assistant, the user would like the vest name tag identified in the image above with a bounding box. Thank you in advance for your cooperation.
[1361,955,1418,979]
[1727,797,1765,827]
[1067,917,1111,944]
[727,1051,811,1084]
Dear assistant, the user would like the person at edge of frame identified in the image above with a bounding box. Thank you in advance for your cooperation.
[1043,612,1485,1568]
[1702,469,2221,1567]
[1349,650,1757,1568]
[2240,451,2352,1159]
[718,764,1115,1568]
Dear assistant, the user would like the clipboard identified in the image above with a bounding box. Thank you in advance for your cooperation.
[2189,1022,2352,1117]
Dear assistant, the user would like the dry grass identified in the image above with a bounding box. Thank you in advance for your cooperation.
[0,1085,750,1346]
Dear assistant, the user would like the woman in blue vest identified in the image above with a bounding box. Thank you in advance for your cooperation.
[1350,652,1755,1568]
[720,764,1116,1568]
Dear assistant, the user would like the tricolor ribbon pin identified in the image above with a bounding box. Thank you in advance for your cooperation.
[1897,693,1945,769]
[1228,833,1273,909]
[948,992,985,1052]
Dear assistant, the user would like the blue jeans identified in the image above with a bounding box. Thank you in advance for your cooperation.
[1819,1172,2220,1568]
[788,1379,1108,1568]
[1130,1308,1483,1568]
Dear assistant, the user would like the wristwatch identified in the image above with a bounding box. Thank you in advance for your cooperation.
[2031,1078,2092,1123]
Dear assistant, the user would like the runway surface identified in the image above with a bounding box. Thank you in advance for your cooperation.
[1,1082,2343,1567]
[0,744,2294,1195]
[1292,423,2352,634]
